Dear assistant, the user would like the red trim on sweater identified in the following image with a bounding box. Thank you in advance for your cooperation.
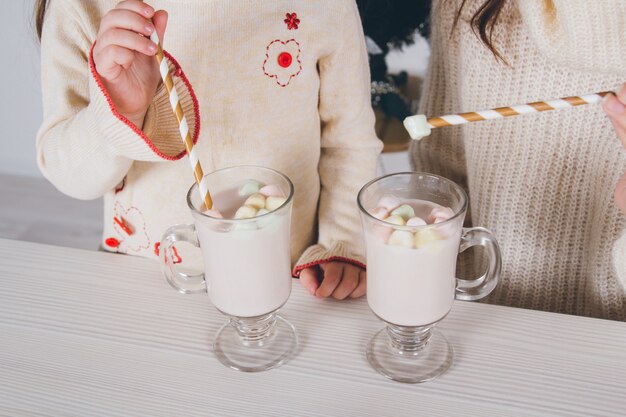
[292,256,366,278]
[88,43,201,161]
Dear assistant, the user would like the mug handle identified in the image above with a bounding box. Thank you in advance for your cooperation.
[159,224,207,294]
[455,227,501,301]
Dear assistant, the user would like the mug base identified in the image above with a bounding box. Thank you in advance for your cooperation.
[366,327,453,383]
[213,314,297,372]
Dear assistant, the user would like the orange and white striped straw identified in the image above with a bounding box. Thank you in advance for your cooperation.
[426,92,613,129]
[150,31,213,210]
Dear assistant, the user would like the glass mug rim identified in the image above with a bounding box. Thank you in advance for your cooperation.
[357,171,468,230]
[186,165,295,224]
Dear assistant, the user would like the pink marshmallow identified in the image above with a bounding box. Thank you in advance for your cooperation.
[259,184,285,198]
[428,206,455,224]
[204,208,223,219]
[377,195,401,211]
[369,206,389,220]
[406,216,427,226]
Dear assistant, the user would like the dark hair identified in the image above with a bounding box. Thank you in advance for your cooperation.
[35,0,48,40]
[455,0,508,61]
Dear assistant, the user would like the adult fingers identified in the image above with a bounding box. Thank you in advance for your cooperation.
[615,170,626,216]
[603,90,626,148]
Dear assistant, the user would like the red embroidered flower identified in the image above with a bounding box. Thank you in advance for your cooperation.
[263,39,302,87]
[284,12,300,30]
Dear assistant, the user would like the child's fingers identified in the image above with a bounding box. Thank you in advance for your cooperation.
[99,9,154,37]
[98,28,157,56]
[330,265,360,300]
[115,0,155,18]
[96,45,135,73]
[152,10,168,45]
[349,270,367,299]
[315,263,344,298]
[299,268,319,295]
[615,171,626,216]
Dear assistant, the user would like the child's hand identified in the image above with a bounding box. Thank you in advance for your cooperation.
[602,83,626,215]
[93,1,168,128]
[300,262,366,299]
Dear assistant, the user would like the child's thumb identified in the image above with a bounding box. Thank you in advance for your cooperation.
[152,10,168,46]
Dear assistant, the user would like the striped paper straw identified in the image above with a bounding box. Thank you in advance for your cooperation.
[149,31,213,210]
[427,92,613,128]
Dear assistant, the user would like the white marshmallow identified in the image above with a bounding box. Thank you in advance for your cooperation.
[234,205,258,219]
[390,204,415,220]
[377,195,401,211]
[406,216,427,226]
[238,180,263,197]
[428,206,455,224]
[384,215,406,226]
[259,185,285,198]
[414,229,441,248]
[370,206,390,220]
[387,230,415,248]
[266,196,287,211]
[403,114,432,141]
[203,208,223,219]
[244,193,266,210]
[256,208,270,216]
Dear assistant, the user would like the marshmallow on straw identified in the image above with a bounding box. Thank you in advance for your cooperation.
[150,31,213,210]
[403,92,613,141]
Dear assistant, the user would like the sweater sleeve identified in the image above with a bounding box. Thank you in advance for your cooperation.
[516,0,626,76]
[293,0,382,276]
[36,1,199,200]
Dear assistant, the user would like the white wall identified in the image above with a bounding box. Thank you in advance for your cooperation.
[0,0,43,177]
[386,34,430,80]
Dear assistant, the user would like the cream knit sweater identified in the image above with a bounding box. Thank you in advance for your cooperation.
[412,0,626,320]
[37,0,381,274]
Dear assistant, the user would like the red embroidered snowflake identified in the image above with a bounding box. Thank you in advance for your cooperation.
[284,13,300,30]
[263,39,302,87]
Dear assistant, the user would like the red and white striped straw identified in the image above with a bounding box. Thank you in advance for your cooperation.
[150,31,213,210]
[426,92,612,128]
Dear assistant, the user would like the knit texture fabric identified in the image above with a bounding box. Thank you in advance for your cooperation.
[412,0,626,320]
[37,0,381,272]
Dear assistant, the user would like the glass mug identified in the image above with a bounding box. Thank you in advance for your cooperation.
[358,172,501,383]
[159,166,297,372]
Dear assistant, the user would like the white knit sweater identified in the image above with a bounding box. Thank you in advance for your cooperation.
[412,0,626,320]
[36,0,381,275]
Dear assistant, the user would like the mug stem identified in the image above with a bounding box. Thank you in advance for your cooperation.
[386,323,434,355]
[229,312,277,346]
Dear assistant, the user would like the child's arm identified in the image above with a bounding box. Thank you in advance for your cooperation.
[36,1,199,200]
[293,0,383,297]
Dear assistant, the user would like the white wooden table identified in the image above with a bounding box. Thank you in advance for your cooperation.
[1,238,625,416]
